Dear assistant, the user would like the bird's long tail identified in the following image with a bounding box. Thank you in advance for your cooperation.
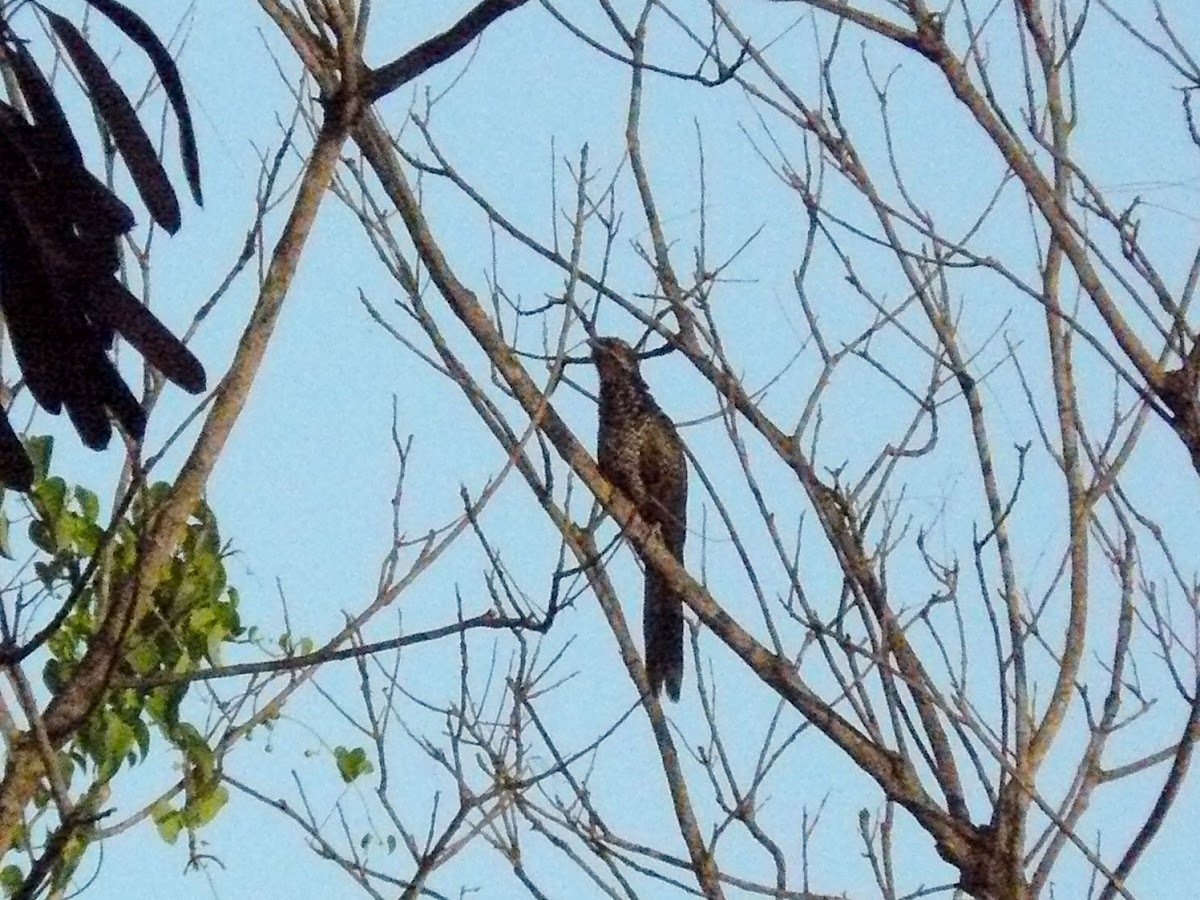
[644,569,684,701]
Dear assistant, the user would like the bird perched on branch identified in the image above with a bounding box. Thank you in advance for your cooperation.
[591,336,688,700]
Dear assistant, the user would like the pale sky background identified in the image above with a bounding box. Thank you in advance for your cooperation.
[5,2,1200,898]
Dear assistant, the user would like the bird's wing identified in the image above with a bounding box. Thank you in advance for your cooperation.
[638,417,687,555]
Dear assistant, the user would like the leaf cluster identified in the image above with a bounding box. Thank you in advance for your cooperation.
[0,0,205,490]
[14,436,243,867]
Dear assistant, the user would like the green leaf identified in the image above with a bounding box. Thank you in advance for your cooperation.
[206,627,227,666]
[151,802,182,844]
[73,486,100,523]
[173,725,215,784]
[0,864,23,897]
[22,436,53,482]
[48,832,87,892]
[55,752,75,789]
[101,713,137,772]
[0,515,11,560]
[334,746,374,784]
[32,476,67,523]
[132,717,151,761]
[188,606,217,634]
[44,659,66,694]
[55,512,88,555]
[146,683,187,734]
[125,641,159,676]
[184,785,228,829]
[8,822,29,853]
[28,520,56,555]
[74,520,104,557]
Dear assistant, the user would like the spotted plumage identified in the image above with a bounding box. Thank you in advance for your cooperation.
[591,337,688,700]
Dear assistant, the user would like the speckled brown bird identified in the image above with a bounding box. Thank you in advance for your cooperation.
[591,336,688,700]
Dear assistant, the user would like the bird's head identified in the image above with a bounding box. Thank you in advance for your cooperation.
[589,336,640,380]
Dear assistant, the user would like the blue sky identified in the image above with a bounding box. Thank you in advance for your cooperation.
[5,1,1200,897]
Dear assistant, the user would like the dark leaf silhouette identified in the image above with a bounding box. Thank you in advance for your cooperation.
[42,7,182,233]
[0,8,205,490]
[5,44,137,234]
[0,417,33,492]
[81,0,202,205]
[83,281,206,393]
[6,39,83,164]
